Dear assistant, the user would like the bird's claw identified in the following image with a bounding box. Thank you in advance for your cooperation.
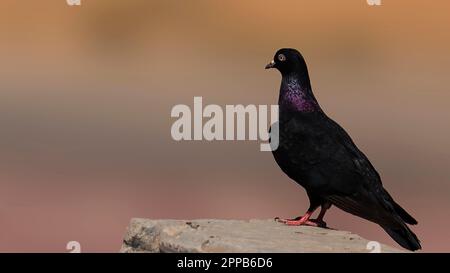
[274,216,299,223]
[308,219,327,228]
[275,217,327,228]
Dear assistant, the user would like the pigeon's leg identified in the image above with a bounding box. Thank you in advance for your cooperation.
[275,209,322,226]
[308,202,331,228]
[275,202,320,226]
[275,193,325,226]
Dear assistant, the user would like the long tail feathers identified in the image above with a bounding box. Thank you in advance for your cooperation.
[392,201,418,225]
[382,223,421,251]
[383,189,418,225]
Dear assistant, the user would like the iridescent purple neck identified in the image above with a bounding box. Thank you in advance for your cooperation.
[278,74,320,113]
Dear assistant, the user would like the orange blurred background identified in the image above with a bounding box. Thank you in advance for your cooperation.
[0,0,449,252]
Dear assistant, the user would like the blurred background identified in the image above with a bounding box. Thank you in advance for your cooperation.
[0,0,449,252]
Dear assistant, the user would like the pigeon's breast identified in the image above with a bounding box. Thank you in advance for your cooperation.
[271,113,324,185]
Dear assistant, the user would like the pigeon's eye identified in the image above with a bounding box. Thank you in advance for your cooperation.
[278,54,286,62]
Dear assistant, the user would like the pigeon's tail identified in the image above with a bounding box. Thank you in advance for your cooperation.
[381,222,421,251]
[383,189,418,225]
[392,201,418,225]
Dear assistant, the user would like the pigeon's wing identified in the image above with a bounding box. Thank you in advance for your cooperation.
[278,112,421,250]
[321,116,421,251]
[321,116,416,225]
[278,112,416,225]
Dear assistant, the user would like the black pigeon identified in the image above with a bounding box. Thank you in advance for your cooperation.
[266,48,421,251]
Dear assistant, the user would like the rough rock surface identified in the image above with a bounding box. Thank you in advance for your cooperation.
[120,218,404,253]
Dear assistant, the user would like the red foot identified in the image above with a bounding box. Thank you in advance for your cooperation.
[306,219,327,228]
[275,211,327,228]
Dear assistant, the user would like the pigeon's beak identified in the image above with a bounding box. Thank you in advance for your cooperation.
[265,60,275,69]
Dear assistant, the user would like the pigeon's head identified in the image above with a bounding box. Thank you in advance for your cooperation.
[265,48,307,75]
